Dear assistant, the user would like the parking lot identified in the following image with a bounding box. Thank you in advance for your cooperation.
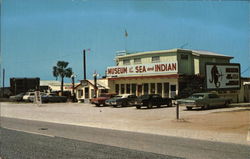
[1,102,250,145]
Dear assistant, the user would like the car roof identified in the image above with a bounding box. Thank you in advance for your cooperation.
[192,93,213,95]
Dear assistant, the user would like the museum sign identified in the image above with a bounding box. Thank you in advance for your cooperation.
[107,61,178,77]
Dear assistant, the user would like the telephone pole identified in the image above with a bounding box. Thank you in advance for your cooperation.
[2,68,5,97]
[83,49,86,80]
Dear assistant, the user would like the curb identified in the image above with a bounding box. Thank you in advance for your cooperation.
[247,129,250,142]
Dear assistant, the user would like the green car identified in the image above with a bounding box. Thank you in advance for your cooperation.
[177,93,232,110]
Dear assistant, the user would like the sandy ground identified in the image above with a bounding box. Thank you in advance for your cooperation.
[1,102,250,145]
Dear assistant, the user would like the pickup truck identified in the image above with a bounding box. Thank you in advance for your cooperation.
[135,94,172,109]
[177,93,232,110]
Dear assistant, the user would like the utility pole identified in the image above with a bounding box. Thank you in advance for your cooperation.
[2,68,5,97]
[93,71,99,98]
[83,49,86,80]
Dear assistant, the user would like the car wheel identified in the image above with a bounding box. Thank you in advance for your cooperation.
[95,103,100,107]
[147,102,153,109]
[121,102,127,107]
[202,104,209,110]
[136,105,141,109]
[157,104,161,108]
[224,101,229,107]
[168,102,172,107]
[186,107,192,110]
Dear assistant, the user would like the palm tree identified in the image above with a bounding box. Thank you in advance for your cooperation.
[53,61,73,96]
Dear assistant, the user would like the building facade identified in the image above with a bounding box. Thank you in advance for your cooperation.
[75,79,109,102]
[106,49,233,98]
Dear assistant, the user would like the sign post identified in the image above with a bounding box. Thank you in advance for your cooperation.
[176,103,179,120]
[34,91,42,106]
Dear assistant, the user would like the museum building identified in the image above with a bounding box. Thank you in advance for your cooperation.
[106,48,233,98]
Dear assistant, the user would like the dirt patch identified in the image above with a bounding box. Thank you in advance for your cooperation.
[179,109,250,134]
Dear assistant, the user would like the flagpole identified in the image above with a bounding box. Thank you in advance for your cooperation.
[125,29,128,54]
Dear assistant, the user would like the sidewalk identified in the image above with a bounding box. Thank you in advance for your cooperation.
[1,102,250,145]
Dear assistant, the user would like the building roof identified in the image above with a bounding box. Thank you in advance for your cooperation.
[75,79,109,89]
[116,48,233,59]
[40,80,76,86]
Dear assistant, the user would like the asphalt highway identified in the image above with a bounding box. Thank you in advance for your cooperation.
[1,117,250,159]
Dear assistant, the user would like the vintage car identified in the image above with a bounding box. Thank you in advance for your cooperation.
[9,93,25,102]
[105,94,138,107]
[29,93,67,103]
[177,93,232,110]
[135,94,172,109]
[23,92,36,102]
[90,93,116,107]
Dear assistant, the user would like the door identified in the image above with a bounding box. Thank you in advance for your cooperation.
[85,87,89,99]
[170,85,176,98]
[137,85,142,97]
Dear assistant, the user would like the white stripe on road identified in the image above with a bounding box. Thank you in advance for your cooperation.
[2,127,55,138]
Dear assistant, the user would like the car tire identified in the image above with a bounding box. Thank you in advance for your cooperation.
[121,102,127,107]
[186,107,192,110]
[202,104,209,110]
[147,102,153,109]
[168,102,172,107]
[224,101,229,107]
[136,105,141,109]
[95,104,100,107]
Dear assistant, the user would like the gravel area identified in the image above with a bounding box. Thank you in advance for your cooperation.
[1,102,250,145]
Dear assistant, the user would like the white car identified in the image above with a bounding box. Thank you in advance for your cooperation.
[22,92,35,102]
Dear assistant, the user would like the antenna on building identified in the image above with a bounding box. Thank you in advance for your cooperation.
[180,43,189,49]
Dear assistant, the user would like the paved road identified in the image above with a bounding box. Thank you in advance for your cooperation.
[1,117,250,159]
[1,128,181,159]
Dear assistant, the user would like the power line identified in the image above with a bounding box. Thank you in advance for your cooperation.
[241,66,250,74]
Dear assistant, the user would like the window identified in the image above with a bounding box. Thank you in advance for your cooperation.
[121,84,125,94]
[134,58,141,64]
[208,94,219,98]
[181,54,188,60]
[157,83,162,96]
[143,83,149,95]
[150,83,155,94]
[126,84,130,94]
[128,95,136,99]
[152,56,160,63]
[132,84,136,95]
[123,59,130,65]
[115,84,119,94]
[78,90,83,98]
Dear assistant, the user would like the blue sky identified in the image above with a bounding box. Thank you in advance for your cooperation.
[1,0,249,86]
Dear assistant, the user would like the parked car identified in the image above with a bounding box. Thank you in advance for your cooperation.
[177,93,232,110]
[135,94,172,109]
[29,93,67,103]
[28,92,46,102]
[105,94,138,107]
[90,93,116,106]
[9,93,25,102]
[23,92,36,102]
[43,94,67,103]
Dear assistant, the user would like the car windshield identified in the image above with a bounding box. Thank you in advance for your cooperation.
[139,95,149,100]
[99,94,109,97]
[189,94,204,99]
[114,95,122,99]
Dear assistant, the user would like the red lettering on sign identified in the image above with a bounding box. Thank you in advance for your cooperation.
[107,67,127,75]
[136,66,147,73]
[155,63,177,72]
